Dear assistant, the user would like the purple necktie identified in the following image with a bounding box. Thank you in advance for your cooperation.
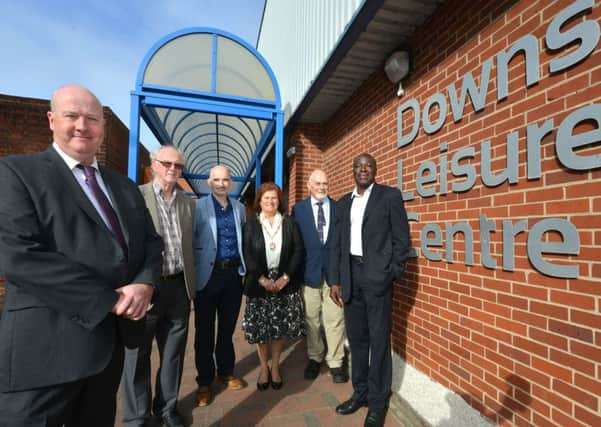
[78,165,128,257]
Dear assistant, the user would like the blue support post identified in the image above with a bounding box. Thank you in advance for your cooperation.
[274,111,284,188]
[255,157,262,192]
[128,94,141,182]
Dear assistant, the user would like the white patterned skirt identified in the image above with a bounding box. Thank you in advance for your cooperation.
[242,290,306,344]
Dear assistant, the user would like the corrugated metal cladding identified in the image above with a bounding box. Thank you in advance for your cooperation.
[258,0,443,126]
[258,0,364,124]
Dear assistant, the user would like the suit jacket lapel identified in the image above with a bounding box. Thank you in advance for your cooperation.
[100,168,130,244]
[361,184,381,225]
[231,198,242,238]
[304,198,321,243]
[175,190,186,236]
[207,197,218,246]
[325,196,335,244]
[341,193,353,250]
[46,148,107,232]
[142,184,160,230]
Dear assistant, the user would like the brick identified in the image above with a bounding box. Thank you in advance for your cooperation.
[512,309,547,329]
[499,342,530,365]
[533,384,573,415]
[550,290,595,310]
[570,309,601,330]
[513,283,548,301]
[551,408,586,427]
[571,340,601,364]
[575,405,601,427]
[550,348,595,377]
[530,301,568,320]
[531,356,572,383]
[495,317,528,336]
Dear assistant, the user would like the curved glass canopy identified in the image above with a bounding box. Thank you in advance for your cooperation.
[128,28,284,198]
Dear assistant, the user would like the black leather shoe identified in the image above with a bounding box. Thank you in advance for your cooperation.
[162,410,185,427]
[330,367,349,383]
[336,397,367,415]
[271,371,283,389]
[304,359,321,379]
[257,369,271,391]
[364,409,386,427]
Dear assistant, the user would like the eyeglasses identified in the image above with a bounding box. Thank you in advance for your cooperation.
[154,159,184,171]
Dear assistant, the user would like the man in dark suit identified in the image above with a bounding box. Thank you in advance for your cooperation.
[329,153,410,427]
[292,169,347,383]
[0,85,163,427]
[121,146,196,427]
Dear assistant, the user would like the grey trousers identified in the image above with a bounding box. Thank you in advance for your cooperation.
[121,274,190,426]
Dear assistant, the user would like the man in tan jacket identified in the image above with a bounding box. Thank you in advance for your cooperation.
[121,146,196,427]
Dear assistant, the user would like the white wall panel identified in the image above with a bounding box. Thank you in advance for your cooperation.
[258,0,363,123]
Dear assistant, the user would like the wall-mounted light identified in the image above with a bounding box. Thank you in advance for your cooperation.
[286,146,296,159]
[384,50,411,97]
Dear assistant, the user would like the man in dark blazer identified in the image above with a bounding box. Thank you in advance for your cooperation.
[121,146,196,427]
[292,169,347,383]
[329,153,410,427]
[0,85,163,427]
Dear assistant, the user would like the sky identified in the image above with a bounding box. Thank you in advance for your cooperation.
[0,0,265,152]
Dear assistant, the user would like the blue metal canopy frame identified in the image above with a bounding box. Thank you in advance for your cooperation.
[128,27,284,198]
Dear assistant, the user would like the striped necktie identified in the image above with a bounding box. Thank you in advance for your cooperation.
[316,200,326,244]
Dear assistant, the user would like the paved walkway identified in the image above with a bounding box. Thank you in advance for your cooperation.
[115,303,423,427]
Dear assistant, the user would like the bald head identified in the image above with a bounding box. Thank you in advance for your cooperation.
[47,85,104,165]
[307,169,329,200]
[50,85,102,112]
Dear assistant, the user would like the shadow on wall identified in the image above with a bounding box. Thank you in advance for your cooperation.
[437,374,532,426]
[391,259,419,394]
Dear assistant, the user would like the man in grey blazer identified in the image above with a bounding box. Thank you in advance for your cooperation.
[121,146,196,427]
[0,85,163,426]
[193,165,247,406]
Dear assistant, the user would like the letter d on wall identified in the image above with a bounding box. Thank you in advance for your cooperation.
[398,98,420,148]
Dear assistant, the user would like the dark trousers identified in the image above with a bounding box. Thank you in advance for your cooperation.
[0,331,124,427]
[194,267,243,387]
[121,274,190,426]
[345,260,392,411]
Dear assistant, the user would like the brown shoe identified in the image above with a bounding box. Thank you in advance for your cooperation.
[218,375,246,390]
[196,386,212,407]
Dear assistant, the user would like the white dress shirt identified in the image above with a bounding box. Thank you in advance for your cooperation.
[52,142,117,230]
[311,196,330,242]
[349,183,373,256]
[260,212,283,269]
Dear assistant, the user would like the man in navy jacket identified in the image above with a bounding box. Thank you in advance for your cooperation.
[292,169,347,383]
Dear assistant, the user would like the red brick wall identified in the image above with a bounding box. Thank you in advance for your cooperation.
[0,94,149,177]
[288,123,324,209]
[289,1,601,425]
[0,94,53,156]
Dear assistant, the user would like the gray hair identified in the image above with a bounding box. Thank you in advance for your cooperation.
[150,145,186,162]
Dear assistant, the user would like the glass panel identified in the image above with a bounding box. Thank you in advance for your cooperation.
[144,34,212,92]
[176,113,216,150]
[216,36,275,101]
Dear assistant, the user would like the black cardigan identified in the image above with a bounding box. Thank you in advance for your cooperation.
[242,214,304,297]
